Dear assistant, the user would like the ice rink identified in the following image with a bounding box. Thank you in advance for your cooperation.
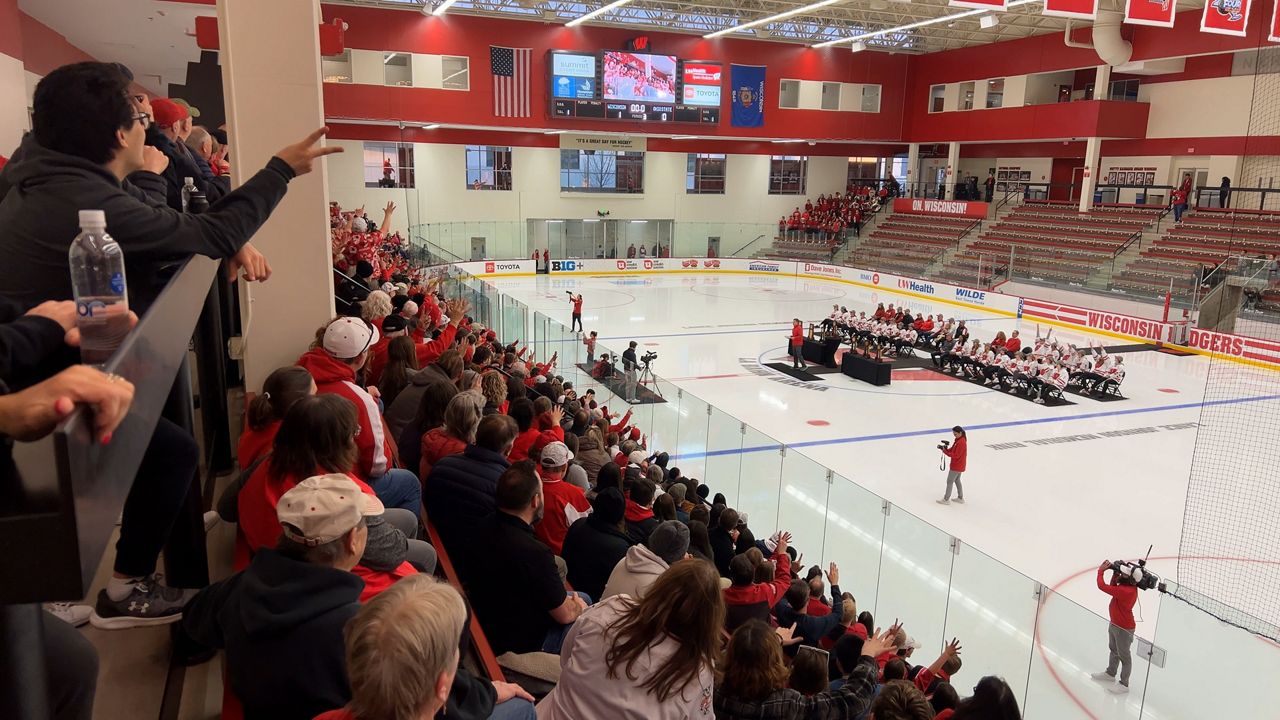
[489,271,1280,719]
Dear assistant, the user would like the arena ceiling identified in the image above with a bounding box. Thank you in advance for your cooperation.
[335,0,1202,53]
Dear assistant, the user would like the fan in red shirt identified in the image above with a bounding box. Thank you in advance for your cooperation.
[238,366,315,471]
[1004,330,1022,353]
[533,442,591,555]
[1092,560,1140,693]
[569,293,584,333]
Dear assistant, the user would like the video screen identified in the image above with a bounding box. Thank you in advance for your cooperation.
[681,62,722,107]
[602,51,677,103]
[551,52,597,99]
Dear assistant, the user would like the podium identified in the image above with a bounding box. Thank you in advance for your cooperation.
[841,352,893,386]
[802,337,840,367]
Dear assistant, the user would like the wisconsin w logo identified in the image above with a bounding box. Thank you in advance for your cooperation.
[1211,0,1242,20]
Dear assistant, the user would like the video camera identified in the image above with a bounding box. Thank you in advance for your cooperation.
[641,350,658,366]
[937,439,950,451]
[1110,546,1162,591]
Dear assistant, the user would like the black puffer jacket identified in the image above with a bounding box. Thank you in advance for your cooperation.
[423,444,510,552]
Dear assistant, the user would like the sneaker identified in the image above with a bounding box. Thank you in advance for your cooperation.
[203,510,221,533]
[1090,672,1116,683]
[90,575,188,630]
[1008,388,1018,394]
[1034,398,1045,404]
[953,498,965,504]
[983,379,993,385]
[1109,684,1130,695]
[45,602,92,627]
[936,498,950,505]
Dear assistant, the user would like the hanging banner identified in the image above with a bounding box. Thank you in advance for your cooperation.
[1043,0,1099,19]
[1125,0,1176,27]
[558,133,647,151]
[1201,0,1251,35]
[729,65,765,128]
[1272,0,1280,40]
[949,0,1007,8]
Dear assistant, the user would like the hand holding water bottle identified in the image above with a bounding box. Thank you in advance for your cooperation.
[25,300,136,349]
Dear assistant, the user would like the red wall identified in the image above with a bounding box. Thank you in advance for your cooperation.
[321,4,909,142]
[908,99,1149,143]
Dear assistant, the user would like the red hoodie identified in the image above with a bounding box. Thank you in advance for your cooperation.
[722,550,791,613]
[366,324,459,386]
[296,348,394,481]
[940,435,967,472]
[509,423,565,463]
[419,427,467,480]
[236,420,280,470]
[1097,564,1138,630]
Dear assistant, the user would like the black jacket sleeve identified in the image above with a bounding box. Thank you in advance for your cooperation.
[438,668,497,720]
[104,157,295,263]
[122,172,169,208]
[180,573,242,650]
[0,301,67,384]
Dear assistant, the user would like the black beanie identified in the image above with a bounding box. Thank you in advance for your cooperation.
[356,260,374,278]
[591,487,626,526]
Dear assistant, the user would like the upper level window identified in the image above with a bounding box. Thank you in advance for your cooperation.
[465,145,512,190]
[364,141,414,189]
[959,81,975,111]
[687,153,726,194]
[929,84,945,113]
[861,85,881,113]
[769,156,807,195]
[1108,78,1140,102]
[986,78,1004,109]
[779,79,801,109]
[384,52,412,86]
[322,50,352,84]
[560,150,645,193]
[442,56,470,90]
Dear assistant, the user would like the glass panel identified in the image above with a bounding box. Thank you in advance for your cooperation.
[776,450,829,568]
[441,56,470,90]
[861,85,881,113]
[960,81,976,110]
[876,507,953,655]
[820,82,841,110]
[736,426,783,530]
[645,377,682,459]
[383,52,412,86]
[674,390,710,483]
[703,408,743,507]
[943,544,1038,696]
[779,79,801,109]
[823,474,885,617]
[1023,591,1133,718]
[322,50,352,83]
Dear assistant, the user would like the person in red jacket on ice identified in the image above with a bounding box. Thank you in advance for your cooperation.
[789,318,805,370]
[936,426,967,505]
[1091,560,1139,694]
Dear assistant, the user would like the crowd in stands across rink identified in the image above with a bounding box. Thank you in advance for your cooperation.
[0,57,1195,720]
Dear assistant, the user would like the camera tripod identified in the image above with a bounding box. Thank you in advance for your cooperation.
[638,362,663,399]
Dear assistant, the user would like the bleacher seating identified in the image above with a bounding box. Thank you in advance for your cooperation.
[1113,208,1280,297]
[845,212,976,276]
[759,236,838,261]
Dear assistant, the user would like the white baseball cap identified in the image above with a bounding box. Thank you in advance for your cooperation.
[323,317,380,359]
[277,474,384,547]
[540,441,574,468]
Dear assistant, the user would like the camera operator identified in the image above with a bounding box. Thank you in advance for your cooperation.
[567,292,584,333]
[1091,560,1139,694]
[935,426,967,505]
[622,341,639,404]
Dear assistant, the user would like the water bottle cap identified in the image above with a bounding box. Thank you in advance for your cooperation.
[184,177,194,185]
[78,209,107,227]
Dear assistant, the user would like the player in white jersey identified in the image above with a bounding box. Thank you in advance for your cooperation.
[1032,362,1069,404]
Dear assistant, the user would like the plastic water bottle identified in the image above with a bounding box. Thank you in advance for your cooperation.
[69,210,130,366]
[181,176,195,212]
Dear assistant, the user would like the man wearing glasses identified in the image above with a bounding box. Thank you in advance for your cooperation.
[0,61,342,630]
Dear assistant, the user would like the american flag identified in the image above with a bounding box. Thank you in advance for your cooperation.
[490,46,532,118]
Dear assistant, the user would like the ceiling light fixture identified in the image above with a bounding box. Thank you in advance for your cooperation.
[850,41,866,52]
[545,130,567,135]
[671,135,699,139]
[432,0,460,15]
[566,0,632,27]
[384,52,398,64]
[704,0,840,39]
[422,123,441,129]
[814,0,1038,48]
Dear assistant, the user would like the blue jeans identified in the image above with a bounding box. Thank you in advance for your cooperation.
[369,468,422,514]
[490,698,537,720]
[1174,203,1186,221]
[541,592,592,654]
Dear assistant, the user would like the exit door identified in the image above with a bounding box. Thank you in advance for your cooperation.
[1176,167,1209,206]
[707,237,721,257]
[470,237,486,261]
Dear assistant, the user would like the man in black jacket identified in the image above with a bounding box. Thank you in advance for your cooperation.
[182,475,380,720]
[560,487,632,601]
[0,61,339,313]
[709,507,740,577]
[423,413,516,552]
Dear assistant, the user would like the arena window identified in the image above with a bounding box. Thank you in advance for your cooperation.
[441,55,470,90]
[929,84,945,113]
[383,52,412,87]
[768,155,807,195]
[465,145,512,191]
[559,150,645,194]
[686,153,726,194]
[861,84,881,113]
[985,78,1004,109]
[321,49,352,84]
[363,141,415,189]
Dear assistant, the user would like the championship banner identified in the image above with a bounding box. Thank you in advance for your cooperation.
[1124,0,1176,26]
[1043,0,1098,20]
[729,65,765,128]
[949,0,1006,8]
[1269,0,1280,40]
[1201,0,1250,35]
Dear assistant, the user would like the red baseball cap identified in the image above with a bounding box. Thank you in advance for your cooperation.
[151,98,189,128]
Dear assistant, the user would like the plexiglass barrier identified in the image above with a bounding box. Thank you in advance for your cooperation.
[450,267,1268,719]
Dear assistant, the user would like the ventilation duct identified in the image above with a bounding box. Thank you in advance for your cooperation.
[1064,10,1133,67]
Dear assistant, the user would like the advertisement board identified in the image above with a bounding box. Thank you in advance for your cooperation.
[795,262,1022,316]
[681,62,722,107]
[547,257,798,275]
[893,198,989,219]
[453,260,535,276]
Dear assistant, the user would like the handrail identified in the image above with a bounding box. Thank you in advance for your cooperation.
[729,234,766,258]
[6,255,220,603]
[1113,229,1143,259]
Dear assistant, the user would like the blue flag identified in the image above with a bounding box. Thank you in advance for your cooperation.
[730,64,765,128]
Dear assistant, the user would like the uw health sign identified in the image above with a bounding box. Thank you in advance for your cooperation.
[893,198,989,219]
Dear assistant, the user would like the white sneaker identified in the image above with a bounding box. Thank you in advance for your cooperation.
[1108,684,1130,695]
[953,498,965,504]
[203,510,221,533]
[45,602,92,627]
[1090,672,1116,683]
[936,498,950,505]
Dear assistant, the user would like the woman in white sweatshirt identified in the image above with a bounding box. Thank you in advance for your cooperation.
[537,559,723,720]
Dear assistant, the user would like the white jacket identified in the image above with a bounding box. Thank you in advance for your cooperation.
[536,596,714,720]
[601,545,669,601]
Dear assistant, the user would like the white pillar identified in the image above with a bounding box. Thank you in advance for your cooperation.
[906,143,920,197]
[1079,136,1102,212]
[218,0,336,391]
[1094,64,1112,100]
[946,141,961,200]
